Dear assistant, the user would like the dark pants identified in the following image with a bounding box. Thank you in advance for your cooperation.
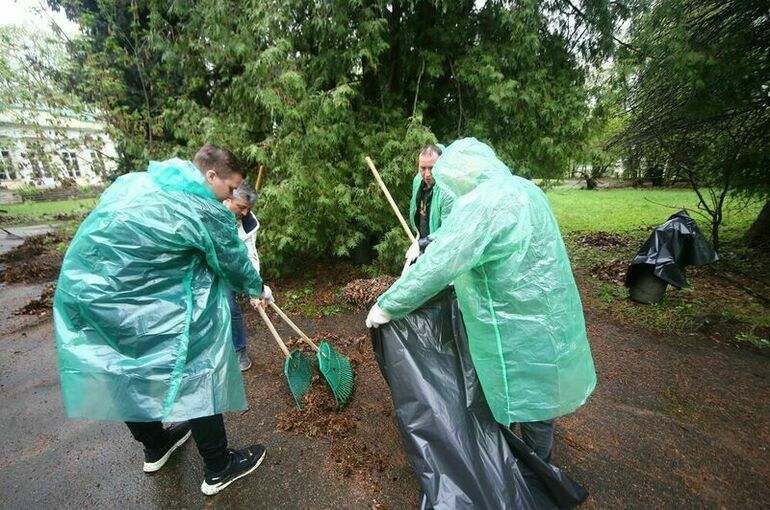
[126,414,230,472]
[512,420,557,508]
[226,289,247,352]
[512,419,555,462]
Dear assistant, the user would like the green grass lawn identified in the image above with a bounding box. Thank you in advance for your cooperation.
[0,198,98,224]
[547,188,761,241]
[548,189,768,352]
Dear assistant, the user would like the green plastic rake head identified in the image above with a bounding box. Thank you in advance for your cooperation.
[258,306,313,410]
[268,303,356,407]
[284,349,313,409]
[317,340,354,406]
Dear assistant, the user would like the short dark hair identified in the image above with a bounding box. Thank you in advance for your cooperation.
[193,142,244,177]
[419,144,442,157]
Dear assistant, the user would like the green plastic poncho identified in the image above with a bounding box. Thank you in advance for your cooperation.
[378,138,596,425]
[53,158,264,422]
[408,172,454,236]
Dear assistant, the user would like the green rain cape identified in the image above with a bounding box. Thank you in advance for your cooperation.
[408,172,454,236]
[53,158,263,422]
[379,138,596,424]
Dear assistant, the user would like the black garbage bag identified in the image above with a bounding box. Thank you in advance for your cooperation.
[501,428,588,509]
[625,209,719,289]
[371,288,589,509]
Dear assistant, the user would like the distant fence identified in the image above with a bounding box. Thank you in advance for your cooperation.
[0,191,22,205]
[2,187,106,204]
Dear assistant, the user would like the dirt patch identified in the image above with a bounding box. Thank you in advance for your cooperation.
[50,212,85,222]
[14,283,56,316]
[2,253,63,284]
[576,231,634,249]
[341,276,397,309]
[275,372,389,480]
[589,258,628,285]
[0,232,68,284]
[0,232,66,264]
[0,214,35,225]
[270,329,409,496]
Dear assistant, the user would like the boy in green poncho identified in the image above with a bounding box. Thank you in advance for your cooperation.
[367,138,596,464]
[54,143,273,496]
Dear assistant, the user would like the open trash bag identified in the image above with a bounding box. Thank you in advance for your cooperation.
[371,288,588,509]
[626,209,719,289]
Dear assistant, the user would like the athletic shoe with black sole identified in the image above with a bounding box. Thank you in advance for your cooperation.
[142,422,192,473]
[201,445,266,496]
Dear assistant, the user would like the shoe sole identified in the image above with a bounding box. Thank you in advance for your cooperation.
[240,361,252,371]
[143,430,192,473]
[200,449,266,496]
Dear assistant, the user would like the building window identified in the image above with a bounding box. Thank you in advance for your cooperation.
[23,153,48,179]
[61,151,81,177]
[90,151,105,175]
[1,149,17,181]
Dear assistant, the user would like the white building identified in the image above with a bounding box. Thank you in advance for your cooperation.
[0,106,117,190]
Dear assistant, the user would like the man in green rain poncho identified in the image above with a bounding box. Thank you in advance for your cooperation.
[366,138,596,464]
[54,143,273,496]
[404,144,454,263]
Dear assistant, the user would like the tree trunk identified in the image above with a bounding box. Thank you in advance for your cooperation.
[746,200,770,248]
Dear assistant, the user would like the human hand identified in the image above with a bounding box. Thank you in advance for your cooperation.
[404,239,421,263]
[365,303,391,329]
[260,284,274,304]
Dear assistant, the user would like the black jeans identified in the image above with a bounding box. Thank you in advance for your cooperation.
[126,414,230,472]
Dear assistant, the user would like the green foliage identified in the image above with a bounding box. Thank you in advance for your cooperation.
[0,26,79,109]
[279,283,348,317]
[49,0,626,274]
[0,25,107,182]
[373,227,412,275]
[619,0,770,249]
[15,186,47,200]
[735,331,770,351]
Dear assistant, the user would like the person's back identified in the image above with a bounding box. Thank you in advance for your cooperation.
[375,137,595,426]
[56,159,261,421]
[54,146,272,496]
[451,173,592,422]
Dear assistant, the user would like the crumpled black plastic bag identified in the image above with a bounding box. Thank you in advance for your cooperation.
[625,210,719,289]
[501,428,588,509]
[371,288,589,509]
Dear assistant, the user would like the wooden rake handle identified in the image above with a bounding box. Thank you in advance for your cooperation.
[257,306,290,358]
[255,163,266,191]
[365,156,416,244]
[269,302,319,351]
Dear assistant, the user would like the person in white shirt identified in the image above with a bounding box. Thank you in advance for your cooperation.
[224,180,262,371]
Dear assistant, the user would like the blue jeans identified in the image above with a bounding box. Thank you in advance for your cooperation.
[226,289,247,352]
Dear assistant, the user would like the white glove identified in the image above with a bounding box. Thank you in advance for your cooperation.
[365,303,391,329]
[404,239,421,263]
[260,284,274,304]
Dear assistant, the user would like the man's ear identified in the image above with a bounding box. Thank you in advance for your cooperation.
[205,169,217,182]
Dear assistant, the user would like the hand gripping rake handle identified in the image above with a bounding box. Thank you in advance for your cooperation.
[365,156,416,244]
[269,302,320,352]
[257,306,290,358]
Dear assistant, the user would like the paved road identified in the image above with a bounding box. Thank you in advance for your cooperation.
[0,225,56,256]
